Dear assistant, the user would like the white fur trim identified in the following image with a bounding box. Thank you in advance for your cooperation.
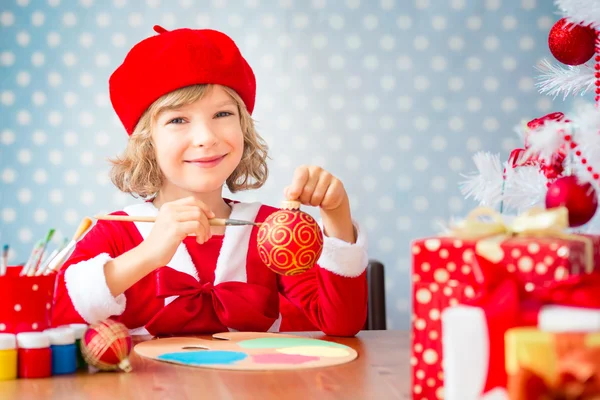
[213,201,261,285]
[441,305,489,400]
[64,253,126,324]
[316,219,368,278]
[123,203,198,281]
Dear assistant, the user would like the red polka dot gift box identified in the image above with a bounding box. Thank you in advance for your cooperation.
[410,207,600,400]
[0,266,56,334]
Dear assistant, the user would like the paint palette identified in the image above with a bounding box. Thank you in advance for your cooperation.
[134,332,357,370]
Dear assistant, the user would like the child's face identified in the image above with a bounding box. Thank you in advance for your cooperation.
[152,85,244,195]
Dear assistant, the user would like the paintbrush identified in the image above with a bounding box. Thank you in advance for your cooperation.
[43,217,93,276]
[27,228,55,277]
[20,240,43,277]
[0,244,8,277]
[35,238,68,277]
[93,214,259,227]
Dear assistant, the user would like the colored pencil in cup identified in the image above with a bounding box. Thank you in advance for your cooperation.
[0,244,8,276]
[43,218,93,276]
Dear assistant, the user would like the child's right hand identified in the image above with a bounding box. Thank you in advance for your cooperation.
[141,196,215,269]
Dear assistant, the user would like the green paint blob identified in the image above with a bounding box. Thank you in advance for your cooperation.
[237,338,349,350]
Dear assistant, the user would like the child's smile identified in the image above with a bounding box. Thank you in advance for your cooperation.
[183,154,228,169]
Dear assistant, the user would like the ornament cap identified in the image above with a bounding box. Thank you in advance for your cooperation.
[280,200,301,210]
[119,358,133,372]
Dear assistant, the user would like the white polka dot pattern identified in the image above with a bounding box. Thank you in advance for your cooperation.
[410,234,600,399]
[0,268,56,334]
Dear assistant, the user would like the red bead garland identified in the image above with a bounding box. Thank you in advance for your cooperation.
[595,31,600,106]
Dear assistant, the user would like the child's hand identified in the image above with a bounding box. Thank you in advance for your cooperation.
[141,196,215,268]
[284,166,356,243]
[284,165,348,211]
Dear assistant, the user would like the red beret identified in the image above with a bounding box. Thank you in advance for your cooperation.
[109,25,256,135]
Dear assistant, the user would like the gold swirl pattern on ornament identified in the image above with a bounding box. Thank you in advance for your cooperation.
[257,210,324,275]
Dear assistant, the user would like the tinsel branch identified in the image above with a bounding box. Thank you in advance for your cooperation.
[459,152,504,209]
[502,165,548,211]
[555,0,600,29]
[536,59,595,99]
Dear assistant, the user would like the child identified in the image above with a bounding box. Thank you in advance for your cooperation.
[51,25,369,337]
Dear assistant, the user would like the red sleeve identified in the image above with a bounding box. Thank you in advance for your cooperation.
[278,267,368,337]
[51,213,132,327]
[256,206,368,337]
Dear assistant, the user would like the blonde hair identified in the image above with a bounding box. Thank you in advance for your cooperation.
[110,84,269,198]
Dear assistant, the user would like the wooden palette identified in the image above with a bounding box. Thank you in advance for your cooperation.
[134,332,358,371]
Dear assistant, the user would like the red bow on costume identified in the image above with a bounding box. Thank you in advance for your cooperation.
[145,267,280,336]
[465,254,600,394]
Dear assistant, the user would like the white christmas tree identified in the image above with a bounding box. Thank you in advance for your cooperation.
[461,0,600,231]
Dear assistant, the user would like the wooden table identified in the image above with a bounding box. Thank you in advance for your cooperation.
[0,330,409,400]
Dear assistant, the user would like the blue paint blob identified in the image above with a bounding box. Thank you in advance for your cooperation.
[157,350,247,366]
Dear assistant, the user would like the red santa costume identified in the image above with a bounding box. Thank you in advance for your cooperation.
[51,201,369,336]
[50,25,369,337]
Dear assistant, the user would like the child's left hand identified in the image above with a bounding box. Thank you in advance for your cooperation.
[284,165,347,211]
[284,165,356,243]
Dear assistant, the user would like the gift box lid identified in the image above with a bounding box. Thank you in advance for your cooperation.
[539,305,600,332]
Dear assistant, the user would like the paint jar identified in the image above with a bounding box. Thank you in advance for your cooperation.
[45,327,77,375]
[67,324,88,370]
[0,333,17,380]
[16,332,51,379]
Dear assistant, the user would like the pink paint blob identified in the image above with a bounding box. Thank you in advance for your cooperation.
[252,353,319,365]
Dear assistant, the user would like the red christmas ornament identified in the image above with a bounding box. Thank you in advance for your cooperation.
[524,112,570,181]
[257,201,324,276]
[548,18,596,66]
[545,176,598,227]
[81,319,133,372]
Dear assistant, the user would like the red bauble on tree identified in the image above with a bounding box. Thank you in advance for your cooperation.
[548,18,596,66]
[545,176,598,227]
[81,319,133,372]
[257,200,323,276]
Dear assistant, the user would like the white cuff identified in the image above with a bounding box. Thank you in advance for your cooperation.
[64,253,126,324]
[317,219,368,278]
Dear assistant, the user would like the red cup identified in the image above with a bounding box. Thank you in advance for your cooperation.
[0,266,56,334]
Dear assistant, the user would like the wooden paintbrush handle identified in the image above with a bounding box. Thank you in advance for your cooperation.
[94,214,230,226]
